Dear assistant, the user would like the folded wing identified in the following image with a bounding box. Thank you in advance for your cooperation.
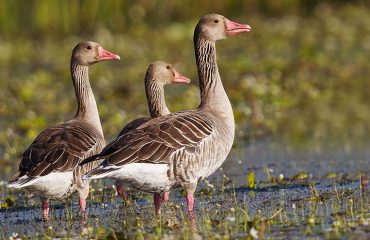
[10,121,102,184]
[84,111,213,176]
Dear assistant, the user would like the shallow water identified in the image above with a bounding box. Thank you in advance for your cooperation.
[1,180,368,239]
[1,139,369,239]
[222,139,370,184]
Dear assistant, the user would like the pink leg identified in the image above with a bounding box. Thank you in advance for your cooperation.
[186,192,197,230]
[116,185,127,201]
[186,192,195,212]
[79,198,87,221]
[41,199,49,221]
[79,198,87,214]
[185,183,197,230]
[162,192,169,203]
[154,193,162,215]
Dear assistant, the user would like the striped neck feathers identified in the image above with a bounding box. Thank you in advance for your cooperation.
[145,78,170,118]
[71,63,102,132]
[194,36,231,112]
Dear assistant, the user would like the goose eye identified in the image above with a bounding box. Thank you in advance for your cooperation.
[87,46,92,50]
[166,66,170,69]
[214,19,219,23]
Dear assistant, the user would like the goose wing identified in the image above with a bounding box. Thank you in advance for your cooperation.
[117,117,150,137]
[83,110,213,176]
[9,121,102,184]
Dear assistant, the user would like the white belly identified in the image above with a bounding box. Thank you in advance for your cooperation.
[110,163,172,193]
[23,172,75,199]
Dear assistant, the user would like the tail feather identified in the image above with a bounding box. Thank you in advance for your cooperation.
[79,154,102,166]
[7,175,35,188]
[8,171,21,183]
[83,167,115,181]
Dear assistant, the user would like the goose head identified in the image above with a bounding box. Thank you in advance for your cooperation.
[146,61,191,85]
[71,41,120,66]
[195,14,251,41]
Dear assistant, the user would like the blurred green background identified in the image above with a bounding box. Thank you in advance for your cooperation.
[0,0,370,178]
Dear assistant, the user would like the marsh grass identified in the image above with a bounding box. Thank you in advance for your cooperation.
[1,2,370,179]
[1,170,368,239]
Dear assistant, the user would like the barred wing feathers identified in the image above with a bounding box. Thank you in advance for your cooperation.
[85,111,213,177]
[9,121,103,185]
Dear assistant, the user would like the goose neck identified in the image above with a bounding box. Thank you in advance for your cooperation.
[194,37,233,121]
[71,62,103,134]
[145,80,170,118]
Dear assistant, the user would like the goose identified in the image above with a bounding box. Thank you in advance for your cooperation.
[113,61,190,211]
[81,14,251,215]
[8,41,120,220]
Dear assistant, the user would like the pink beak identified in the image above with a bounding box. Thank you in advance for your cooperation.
[225,18,251,36]
[173,68,191,84]
[98,47,120,61]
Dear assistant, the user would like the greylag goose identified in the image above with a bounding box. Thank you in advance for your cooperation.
[114,61,190,211]
[82,14,250,215]
[8,41,120,220]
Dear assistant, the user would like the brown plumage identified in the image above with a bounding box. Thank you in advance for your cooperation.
[82,61,190,213]
[8,41,120,220]
[116,61,190,137]
[90,111,213,167]
[83,14,251,216]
